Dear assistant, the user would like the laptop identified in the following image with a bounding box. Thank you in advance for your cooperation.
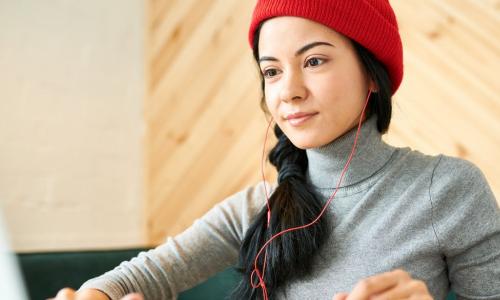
[0,211,29,300]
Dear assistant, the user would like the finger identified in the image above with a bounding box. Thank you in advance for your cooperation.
[370,280,430,300]
[54,288,76,299]
[332,292,349,300]
[347,269,409,300]
[120,293,144,300]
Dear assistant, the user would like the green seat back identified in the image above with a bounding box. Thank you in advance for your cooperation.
[18,249,148,300]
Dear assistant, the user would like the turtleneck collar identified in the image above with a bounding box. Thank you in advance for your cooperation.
[305,114,396,189]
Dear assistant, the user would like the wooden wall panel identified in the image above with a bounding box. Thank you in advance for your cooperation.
[146,0,499,245]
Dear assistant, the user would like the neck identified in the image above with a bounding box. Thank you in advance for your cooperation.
[305,115,395,189]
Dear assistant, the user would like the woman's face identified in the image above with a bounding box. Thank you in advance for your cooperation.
[258,16,375,149]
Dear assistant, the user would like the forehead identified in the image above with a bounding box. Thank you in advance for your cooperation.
[258,16,348,53]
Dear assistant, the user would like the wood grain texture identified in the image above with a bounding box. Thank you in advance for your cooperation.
[146,0,500,245]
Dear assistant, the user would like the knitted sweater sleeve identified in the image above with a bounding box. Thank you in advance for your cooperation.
[78,181,274,300]
[429,155,500,300]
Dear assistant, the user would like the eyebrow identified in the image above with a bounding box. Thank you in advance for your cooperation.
[258,41,335,64]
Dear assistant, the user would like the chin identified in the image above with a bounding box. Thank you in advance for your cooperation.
[288,137,323,150]
[281,127,329,149]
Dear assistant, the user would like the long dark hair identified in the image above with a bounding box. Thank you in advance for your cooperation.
[229,22,393,299]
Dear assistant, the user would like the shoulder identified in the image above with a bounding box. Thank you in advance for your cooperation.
[392,147,485,184]
[215,180,277,208]
[389,147,494,203]
[387,146,441,180]
[428,153,497,220]
[430,154,490,192]
[222,180,277,213]
[209,180,278,239]
[424,155,499,258]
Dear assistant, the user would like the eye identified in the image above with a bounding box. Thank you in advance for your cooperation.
[305,57,326,68]
[262,68,281,78]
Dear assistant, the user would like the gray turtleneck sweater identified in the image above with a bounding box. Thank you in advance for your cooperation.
[80,115,500,300]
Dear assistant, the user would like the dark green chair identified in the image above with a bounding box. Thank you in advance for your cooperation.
[17,248,456,300]
[17,248,240,300]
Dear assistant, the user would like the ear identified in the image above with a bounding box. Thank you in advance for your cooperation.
[368,79,378,93]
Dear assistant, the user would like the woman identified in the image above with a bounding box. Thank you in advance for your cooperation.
[52,0,500,299]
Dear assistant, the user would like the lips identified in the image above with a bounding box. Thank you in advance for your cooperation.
[285,112,318,126]
[285,112,317,120]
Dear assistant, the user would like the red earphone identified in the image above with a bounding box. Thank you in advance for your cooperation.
[252,90,373,299]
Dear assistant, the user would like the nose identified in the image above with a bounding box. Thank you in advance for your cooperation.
[279,70,307,103]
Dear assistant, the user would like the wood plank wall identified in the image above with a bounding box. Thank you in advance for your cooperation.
[146,0,500,246]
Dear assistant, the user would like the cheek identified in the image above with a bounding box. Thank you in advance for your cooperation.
[322,70,351,91]
[264,86,280,115]
[324,57,365,88]
[307,74,344,107]
[337,60,368,92]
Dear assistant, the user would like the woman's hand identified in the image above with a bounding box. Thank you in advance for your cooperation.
[48,288,144,300]
[332,269,433,300]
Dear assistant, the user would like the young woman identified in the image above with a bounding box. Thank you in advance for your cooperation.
[52,1,500,299]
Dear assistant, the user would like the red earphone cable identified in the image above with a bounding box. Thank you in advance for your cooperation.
[252,90,373,299]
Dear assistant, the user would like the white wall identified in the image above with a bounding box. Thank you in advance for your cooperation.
[0,0,146,252]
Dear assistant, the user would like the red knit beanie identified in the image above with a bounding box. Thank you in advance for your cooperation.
[248,0,404,95]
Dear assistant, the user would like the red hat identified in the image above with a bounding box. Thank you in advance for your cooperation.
[248,0,404,95]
